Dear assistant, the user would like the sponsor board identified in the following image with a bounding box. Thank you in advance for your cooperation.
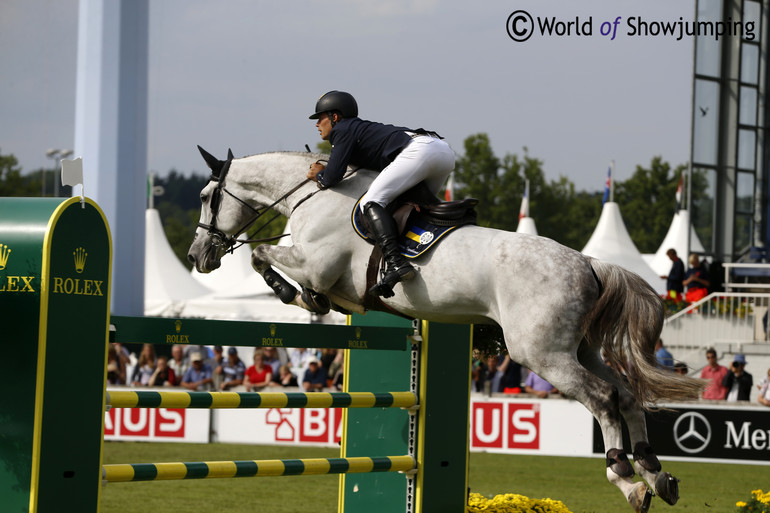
[213,407,343,446]
[104,407,209,443]
[469,396,594,456]
[594,405,770,463]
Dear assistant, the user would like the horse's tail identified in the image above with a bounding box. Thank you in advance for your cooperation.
[583,258,705,409]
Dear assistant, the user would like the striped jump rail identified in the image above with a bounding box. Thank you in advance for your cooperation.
[106,390,418,409]
[102,455,416,482]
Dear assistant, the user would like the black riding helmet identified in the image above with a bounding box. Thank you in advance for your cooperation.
[309,91,358,120]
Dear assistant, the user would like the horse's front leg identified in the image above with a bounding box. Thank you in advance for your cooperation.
[250,243,332,314]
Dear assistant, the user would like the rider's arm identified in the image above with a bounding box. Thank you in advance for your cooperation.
[316,126,355,188]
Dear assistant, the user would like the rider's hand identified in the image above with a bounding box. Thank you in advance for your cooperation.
[308,162,325,182]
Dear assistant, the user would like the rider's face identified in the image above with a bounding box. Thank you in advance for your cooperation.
[316,113,334,140]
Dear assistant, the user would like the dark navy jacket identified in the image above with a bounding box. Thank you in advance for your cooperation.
[317,117,413,188]
[666,258,685,292]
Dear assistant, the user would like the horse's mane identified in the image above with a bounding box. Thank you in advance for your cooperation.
[240,150,329,161]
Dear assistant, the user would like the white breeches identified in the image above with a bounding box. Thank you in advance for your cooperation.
[359,135,455,211]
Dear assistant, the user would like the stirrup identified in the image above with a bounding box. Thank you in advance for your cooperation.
[368,264,415,298]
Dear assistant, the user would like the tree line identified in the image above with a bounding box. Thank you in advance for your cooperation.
[0,136,691,267]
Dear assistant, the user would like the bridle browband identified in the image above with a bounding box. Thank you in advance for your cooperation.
[197,154,335,254]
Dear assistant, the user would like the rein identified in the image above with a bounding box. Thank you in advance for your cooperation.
[198,156,360,254]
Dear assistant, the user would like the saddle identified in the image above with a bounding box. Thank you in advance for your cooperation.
[352,182,478,259]
[351,183,478,316]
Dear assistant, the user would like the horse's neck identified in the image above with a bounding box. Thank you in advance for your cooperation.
[235,152,319,217]
[236,152,373,218]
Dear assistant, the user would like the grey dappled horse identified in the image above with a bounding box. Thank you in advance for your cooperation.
[187,149,704,512]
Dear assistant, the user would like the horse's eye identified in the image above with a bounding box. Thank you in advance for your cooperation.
[200,194,208,204]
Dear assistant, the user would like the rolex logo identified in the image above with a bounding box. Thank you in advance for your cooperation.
[73,247,87,273]
[356,327,362,339]
[270,323,277,337]
[0,243,10,270]
[175,320,182,333]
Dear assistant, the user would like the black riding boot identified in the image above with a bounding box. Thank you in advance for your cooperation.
[363,202,416,297]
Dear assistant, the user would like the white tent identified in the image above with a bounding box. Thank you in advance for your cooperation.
[581,202,666,294]
[143,214,330,323]
[516,217,538,235]
[144,209,212,315]
[647,210,706,276]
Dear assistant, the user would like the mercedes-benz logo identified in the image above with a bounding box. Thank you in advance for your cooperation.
[673,412,711,454]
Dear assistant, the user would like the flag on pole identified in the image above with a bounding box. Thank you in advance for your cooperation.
[675,173,683,210]
[519,179,529,220]
[444,172,454,202]
[602,164,612,205]
[61,157,85,207]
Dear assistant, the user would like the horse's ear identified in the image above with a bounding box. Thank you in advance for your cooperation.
[198,145,224,178]
[227,148,234,161]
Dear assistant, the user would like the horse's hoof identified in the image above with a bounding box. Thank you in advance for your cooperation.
[300,288,331,315]
[627,482,651,513]
[654,472,679,505]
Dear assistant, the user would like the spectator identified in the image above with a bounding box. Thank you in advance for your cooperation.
[148,355,176,386]
[168,344,189,380]
[655,339,674,370]
[758,368,770,407]
[321,348,344,383]
[113,342,131,373]
[131,343,156,386]
[700,348,729,400]
[499,355,523,394]
[673,362,688,376]
[107,344,127,385]
[270,364,298,388]
[524,370,558,398]
[244,351,273,391]
[262,346,281,376]
[180,352,214,391]
[480,355,504,395]
[220,347,246,390]
[660,248,685,301]
[288,347,317,385]
[471,348,484,392]
[723,354,753,401]
[303,357,328,392]
[211,345,226,390]
[683,253,710,303]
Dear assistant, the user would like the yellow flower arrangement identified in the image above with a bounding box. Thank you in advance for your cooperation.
[735,489,770,513]
[467,492,573,513]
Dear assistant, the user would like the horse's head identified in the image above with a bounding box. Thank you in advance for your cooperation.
[187,146,259,273]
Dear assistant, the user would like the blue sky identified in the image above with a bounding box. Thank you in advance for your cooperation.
[0,0,696,192]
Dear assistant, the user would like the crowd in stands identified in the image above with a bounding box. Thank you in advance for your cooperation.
[468,340,770,406]
[107,343,345,393]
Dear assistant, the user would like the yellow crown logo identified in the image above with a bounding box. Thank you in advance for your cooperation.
[0,243,11,270]
[270,323,277,337]
[175,320,182,333]
[73,247,87,273]
[355,327,362,339]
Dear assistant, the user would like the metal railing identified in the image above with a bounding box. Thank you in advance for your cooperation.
[723,262,770,291]
[662,292,768,347]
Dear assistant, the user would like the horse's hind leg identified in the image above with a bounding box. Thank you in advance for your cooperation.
[522,351,649,512]
[579,346,679,506]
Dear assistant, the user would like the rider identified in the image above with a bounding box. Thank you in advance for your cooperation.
[307,90,455,297]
